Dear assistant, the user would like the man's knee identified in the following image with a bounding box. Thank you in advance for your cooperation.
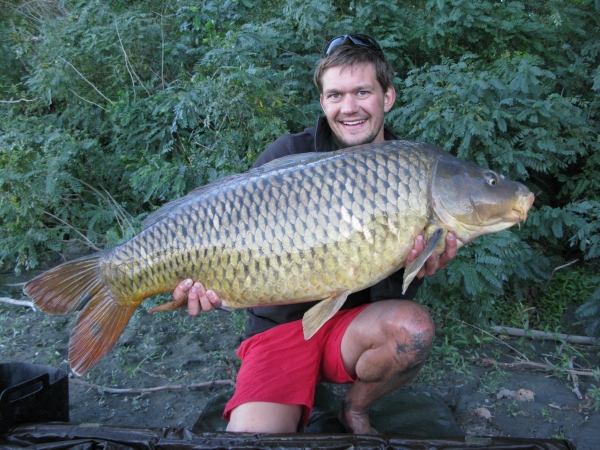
[381,301,434,360]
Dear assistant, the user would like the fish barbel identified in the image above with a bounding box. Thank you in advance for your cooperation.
[24,140,534,375]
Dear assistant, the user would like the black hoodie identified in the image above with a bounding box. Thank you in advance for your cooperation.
[244,117,423,338]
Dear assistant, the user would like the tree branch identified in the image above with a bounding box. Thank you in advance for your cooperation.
[59,56,114,105]
[473,357,598,378]
[445,315,529,360]
[491,325,598,346]
[160,13,165,91]
[0,297,36,311]
[544,259,579,289]
[114,19,150,97]
[568,357,583,400]
[43,211,101,251]
[69,89,109,112]
[0,97,38,103]
[69,378,235,394]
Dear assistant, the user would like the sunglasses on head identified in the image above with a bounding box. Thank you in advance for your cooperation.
[322,34,382,57]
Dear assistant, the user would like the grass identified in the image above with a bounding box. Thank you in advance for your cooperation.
[587,384,600,411]
[420,262,600,376]
[122,353,158,378]
[496,264,598,333]
[503,400,532,418]
[541,407,557,424]
[477,369,511,397]
[230,310,247,336]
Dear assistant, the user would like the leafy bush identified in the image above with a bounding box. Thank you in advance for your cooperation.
[1,0,599,331]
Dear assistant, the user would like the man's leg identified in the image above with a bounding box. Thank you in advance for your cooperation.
[227,402,303,433]
[339,300,435,434]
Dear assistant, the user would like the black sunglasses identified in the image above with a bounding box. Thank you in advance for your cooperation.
[322,34,382,56]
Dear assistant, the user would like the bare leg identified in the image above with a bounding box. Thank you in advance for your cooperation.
[339,300,434,434]
[227,402,303,433]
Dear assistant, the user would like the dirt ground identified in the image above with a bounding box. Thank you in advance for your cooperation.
[1,275,599,450]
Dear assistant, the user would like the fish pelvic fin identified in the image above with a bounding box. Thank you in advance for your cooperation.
[403,227,444,294]
[302,291,350,340]
[23,251,136,376]
[69,293,137,376]
[147,290,188,313]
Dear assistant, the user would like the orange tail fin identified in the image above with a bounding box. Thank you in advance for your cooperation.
[69,292,137,375]
[23,253,107,314]
[23,253,137,376]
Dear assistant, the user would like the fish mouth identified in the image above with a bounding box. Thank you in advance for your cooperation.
[453,191,535,240]
[512,192,535,222]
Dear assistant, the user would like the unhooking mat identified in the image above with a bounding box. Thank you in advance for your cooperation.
[0,382,577,449]
[193,384,464,436]
[0,424,577,449]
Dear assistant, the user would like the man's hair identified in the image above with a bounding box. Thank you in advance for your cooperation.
[313,43,395,93]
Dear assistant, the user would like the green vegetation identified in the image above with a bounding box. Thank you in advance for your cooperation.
[1,0,600,333]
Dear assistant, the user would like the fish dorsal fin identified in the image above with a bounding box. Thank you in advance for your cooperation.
[403,227,444,294]
[302,291,350,340]
[143,152,332,229]
[260,144,378,169]
[259,152,329,168]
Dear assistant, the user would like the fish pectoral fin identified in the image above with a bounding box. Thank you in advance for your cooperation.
[302,291,350,340]
[403,227,444,294]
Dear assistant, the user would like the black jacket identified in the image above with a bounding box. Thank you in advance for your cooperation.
[244,117,422,338]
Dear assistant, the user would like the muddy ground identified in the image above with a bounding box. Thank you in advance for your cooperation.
[1,277,599,449]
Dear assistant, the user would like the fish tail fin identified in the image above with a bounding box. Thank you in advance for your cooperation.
[69,294,137,375]
[23,252,136,376]
[24,252,107,314]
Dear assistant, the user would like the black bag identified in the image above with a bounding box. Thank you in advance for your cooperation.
[0,362,69,434]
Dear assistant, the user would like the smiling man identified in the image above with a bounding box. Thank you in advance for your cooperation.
[318,57,394,148]
[174,34,457,434]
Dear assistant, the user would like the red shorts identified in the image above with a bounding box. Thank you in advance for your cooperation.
[223,304,370,428]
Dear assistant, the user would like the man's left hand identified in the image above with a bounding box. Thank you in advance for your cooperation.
[404,231,457,278]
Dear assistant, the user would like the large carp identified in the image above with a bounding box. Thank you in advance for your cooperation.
[24,140,534,375]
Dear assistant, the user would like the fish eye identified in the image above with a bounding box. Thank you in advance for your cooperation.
[485,171,498,186]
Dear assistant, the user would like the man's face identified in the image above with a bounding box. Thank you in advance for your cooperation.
[319,62,396,148]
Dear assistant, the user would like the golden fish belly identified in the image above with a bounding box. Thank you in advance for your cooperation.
[104,208,427,309]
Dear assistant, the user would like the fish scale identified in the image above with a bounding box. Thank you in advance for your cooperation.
[24,140,534,375]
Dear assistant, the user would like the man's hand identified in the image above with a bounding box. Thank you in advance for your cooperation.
[173,278,222,316]
[404,231,457,278]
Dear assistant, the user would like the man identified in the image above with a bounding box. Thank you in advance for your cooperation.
[173,34,457,434]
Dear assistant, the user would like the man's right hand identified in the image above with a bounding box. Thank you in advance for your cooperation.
[173,278,222,316]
